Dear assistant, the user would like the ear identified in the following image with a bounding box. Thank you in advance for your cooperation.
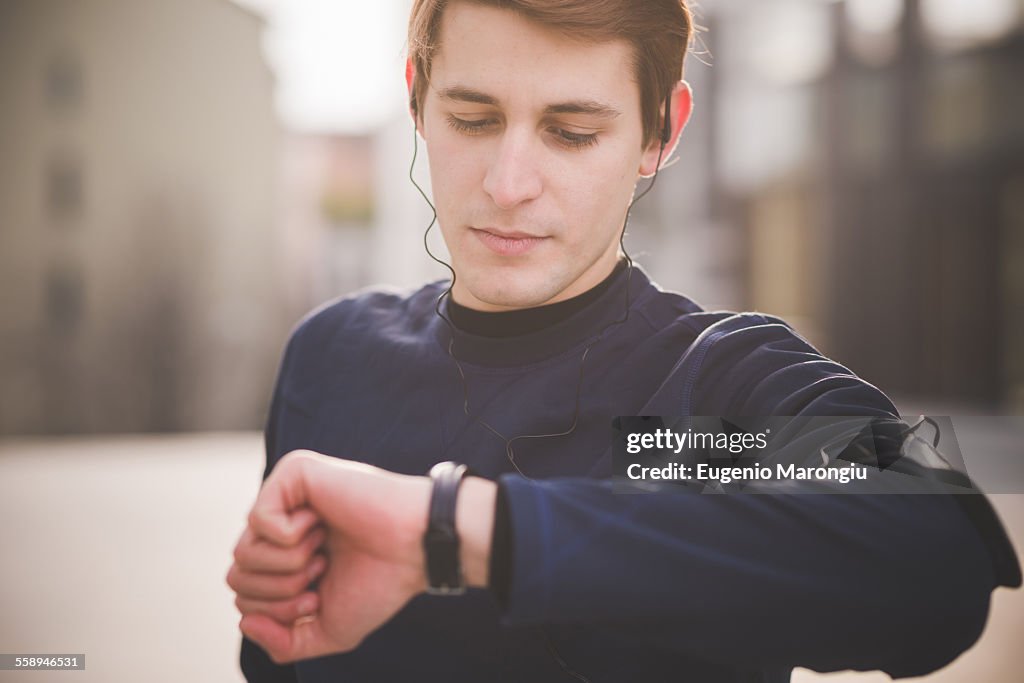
[639,80,693,177]
[405,58,423,134]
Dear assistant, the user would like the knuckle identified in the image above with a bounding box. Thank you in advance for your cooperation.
[282,528,302,547]
[225,566,239,590]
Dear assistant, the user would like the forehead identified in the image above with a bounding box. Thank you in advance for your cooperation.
[430,2,639,112]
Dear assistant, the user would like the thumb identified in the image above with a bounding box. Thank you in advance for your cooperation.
[250,451,322,546]
[240,613,333,664]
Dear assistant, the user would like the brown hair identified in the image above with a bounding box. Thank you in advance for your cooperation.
[408,0,694,147]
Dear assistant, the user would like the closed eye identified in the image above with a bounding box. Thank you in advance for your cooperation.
[446,114,599,151]
[550,128,598,150]
[446,114,498,135]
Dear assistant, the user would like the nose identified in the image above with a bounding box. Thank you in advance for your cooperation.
[482,131,542,210]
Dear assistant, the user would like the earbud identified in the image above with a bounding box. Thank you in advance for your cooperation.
[661,94,673,146]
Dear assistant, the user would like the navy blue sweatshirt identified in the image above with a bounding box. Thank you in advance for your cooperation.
[241,264,1018,682]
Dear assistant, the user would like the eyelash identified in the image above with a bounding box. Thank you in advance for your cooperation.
[445,115,599,151]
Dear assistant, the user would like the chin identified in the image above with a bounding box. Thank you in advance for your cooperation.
[470,285,550,310]
[459,268,566,310]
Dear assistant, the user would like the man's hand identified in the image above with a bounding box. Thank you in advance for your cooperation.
[227,450,434,663]
[228,450,498,663]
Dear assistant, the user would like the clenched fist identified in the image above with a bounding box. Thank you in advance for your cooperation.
[227,450,496,663]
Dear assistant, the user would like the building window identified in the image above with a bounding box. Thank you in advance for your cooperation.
[46,154,83,219]
[46,266,84,336]
[45,51,83,111]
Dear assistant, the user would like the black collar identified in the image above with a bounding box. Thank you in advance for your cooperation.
[447,260,628,338]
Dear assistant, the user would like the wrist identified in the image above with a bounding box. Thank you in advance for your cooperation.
[398,473,433,596]
[418,464,498,593]
[456,476,497,588]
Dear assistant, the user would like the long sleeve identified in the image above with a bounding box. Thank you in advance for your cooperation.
[497,476,997,678]
[494,313,1019,679]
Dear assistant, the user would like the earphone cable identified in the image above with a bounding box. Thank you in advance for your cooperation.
[409,124,666,478]
[408,118,669,683]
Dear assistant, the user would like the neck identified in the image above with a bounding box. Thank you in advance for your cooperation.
[447,259,628,338]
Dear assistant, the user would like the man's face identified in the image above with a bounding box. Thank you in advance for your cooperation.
[419,2,656,311]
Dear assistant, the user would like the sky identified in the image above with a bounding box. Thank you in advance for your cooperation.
[234,0,1021,134]
[233,0,413,134]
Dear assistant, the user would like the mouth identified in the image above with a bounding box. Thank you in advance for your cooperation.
[470,227,549,256]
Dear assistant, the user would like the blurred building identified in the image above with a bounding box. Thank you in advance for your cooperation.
[816,0,1024,410]
[638,0,1024,412]
[5,0,1020,435]
[280,133,375,308]
[0,0,285,434]
[278,120,447,312]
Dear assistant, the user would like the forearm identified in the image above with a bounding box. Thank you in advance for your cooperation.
[496,475,996,678]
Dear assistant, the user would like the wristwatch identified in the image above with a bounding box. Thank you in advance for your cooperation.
[424,461,471,595]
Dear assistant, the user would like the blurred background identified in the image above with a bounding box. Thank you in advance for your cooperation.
[0,0,1022,681]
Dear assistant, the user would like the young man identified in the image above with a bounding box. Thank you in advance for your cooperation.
[227,1,1020,681]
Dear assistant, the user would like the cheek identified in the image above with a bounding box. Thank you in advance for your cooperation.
[426,137,482,208]
[559,149,638,226]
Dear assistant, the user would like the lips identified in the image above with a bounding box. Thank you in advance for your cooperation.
[471,227,548,256]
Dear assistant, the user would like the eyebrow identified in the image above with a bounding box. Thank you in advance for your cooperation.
[436,85,621,120]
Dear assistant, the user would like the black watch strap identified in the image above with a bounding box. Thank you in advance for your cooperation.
[424,461,471,595]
